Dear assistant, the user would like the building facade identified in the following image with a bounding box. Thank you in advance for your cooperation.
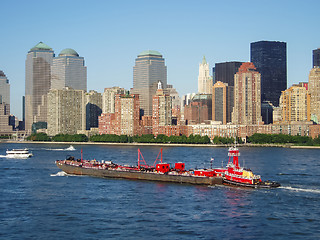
[198,56,213,94]
[0,103,12,132]
[278,86,310,123]
[313,48,320,67]
[232,62,262,125]
[99,94,140,136]
[250,41,287,106]
[212,81,234,124]
[116,94,140,136]
[47,88,85,136]
[308,67,320,123]
[25,42,55,132]
[102,87,126,113]
[51,48,87,91]
[152,87,172,135]
[132,50,167,116]
[184,94,212,125]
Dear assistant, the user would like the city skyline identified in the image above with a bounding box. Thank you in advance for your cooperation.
[1,0,320,119]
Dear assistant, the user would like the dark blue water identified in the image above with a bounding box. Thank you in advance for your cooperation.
[0,143,320,239]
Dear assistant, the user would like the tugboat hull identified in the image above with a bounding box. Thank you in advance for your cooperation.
[223,179,280,188]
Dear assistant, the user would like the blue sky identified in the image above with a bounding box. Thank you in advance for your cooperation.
[1,0,319,119]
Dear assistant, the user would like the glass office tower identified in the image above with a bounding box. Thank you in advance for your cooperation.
[25,42,54,131]
[250,41,287,107]
[51,48,87,91]
[132,50,167,116]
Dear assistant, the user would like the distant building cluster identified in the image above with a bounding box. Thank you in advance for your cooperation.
[1,41,320,141]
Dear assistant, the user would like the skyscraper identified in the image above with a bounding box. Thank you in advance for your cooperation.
[51,48,87,91]
[214,61,243,86]
[232,62,262,125]
[198,56,212,94]
[250,41,287,106]
[313,48,320,67]
[132,50,167,116]
[25,42,54,131]
[0,70,10,105]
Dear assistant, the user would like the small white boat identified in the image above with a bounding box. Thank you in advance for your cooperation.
[6,148,33,158]
[65,145,75,151]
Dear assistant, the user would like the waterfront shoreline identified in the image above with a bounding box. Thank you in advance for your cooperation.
[2,140,320,148]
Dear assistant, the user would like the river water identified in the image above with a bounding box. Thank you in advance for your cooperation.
[0,143,319,239]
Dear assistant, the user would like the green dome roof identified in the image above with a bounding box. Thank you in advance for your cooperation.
[30,42,52,51]
[138,50,162,57]
[59,48,79,57]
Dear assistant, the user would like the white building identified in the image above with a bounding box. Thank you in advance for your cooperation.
[198,56,213,94]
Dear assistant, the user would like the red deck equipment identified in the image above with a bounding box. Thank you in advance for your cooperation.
[174,162,185,171]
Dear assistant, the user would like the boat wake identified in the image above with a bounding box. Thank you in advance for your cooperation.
[45,145,76,151]
[279,186,320,194]
[50,171,69,177]
[50,171,80,177]
[0,155,6,158]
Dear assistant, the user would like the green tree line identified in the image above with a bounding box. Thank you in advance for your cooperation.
[90,134,211,144]
[246,133,318,145]
[27,133,211,144]
[26,132,320,145]
[27,133,88,142]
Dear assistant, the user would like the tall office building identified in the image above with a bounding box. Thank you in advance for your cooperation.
[47,88,85,136]
[132,50,167,116]
[250,41,287,106]
[214,61,243,86]
[198,56,213,94]
[51,48,87,91]
[279,86,310,123]
[212,81,233,124]
[313,48,320,67]
[308,67,320,123]
[232,62,262,125]
[25,42,54,131]
[0,70,10,105]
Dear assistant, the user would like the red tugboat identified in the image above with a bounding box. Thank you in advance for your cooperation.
[220,147,280,188]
